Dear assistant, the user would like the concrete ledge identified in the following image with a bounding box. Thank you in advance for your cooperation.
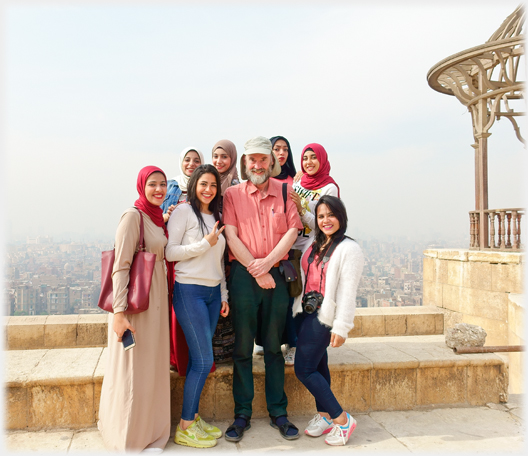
[349,306,444,338]
[5,315,108,350]
[4,335,508,430]
[424,248,523,264]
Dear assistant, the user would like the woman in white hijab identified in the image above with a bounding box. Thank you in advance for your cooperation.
[162,147,205,222]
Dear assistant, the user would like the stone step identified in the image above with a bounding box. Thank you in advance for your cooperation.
[5,334,508,431]
[3,306,444,351]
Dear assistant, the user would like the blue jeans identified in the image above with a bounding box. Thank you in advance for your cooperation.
[173,282,221,421]
[294,311,343,419]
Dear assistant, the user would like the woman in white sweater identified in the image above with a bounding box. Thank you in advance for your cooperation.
[166,164,229,449]
[293,195,364,447]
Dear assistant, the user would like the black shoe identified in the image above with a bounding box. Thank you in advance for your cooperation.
[270,415,300,440]
[225,414,251,442]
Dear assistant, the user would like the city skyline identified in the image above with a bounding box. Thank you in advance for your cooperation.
[3,1,526,246]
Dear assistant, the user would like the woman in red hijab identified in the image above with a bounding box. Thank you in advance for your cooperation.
[98,166,173,453]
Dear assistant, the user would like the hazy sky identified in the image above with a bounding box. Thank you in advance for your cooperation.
[3,0,526,244]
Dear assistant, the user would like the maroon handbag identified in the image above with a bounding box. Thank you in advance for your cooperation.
[97,208,156,314]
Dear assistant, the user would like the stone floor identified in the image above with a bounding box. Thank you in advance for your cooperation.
[3,395,524,454]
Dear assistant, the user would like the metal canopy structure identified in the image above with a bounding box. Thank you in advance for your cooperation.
[427,5,525,250]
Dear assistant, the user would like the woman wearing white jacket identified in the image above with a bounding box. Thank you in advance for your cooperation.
[293,195,364,447]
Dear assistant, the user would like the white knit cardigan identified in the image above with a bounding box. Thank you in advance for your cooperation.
[292,238,364,339]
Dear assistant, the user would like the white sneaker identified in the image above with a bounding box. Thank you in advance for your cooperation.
[254,345,264,355]
[304,413,333,437]
[324,413,357,446]
[284,347,296,366]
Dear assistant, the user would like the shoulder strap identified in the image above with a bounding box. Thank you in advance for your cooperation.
[134,207,146,251]
[282,183,287,213]
[322,235,345,263]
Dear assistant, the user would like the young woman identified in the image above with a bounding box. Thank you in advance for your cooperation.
[293,195,364,447]
[212,139,240,201]
[271,135,297,185]
[211,139,239,364]
[166,164,229,449]
[291,143,340,254]
[162,147,204,222]
[98,166,172,453]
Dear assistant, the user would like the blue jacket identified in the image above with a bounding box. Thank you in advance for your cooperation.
[161,179,182,213]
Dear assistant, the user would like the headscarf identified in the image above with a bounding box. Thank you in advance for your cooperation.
[134,165,168,237]
[133,165,174,314]
[212,139,239,195]
[270,136,296,180]
[299,143,340,197]
[173,147,205,193]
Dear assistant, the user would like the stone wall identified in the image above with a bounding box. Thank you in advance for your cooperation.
[422,248,524,393]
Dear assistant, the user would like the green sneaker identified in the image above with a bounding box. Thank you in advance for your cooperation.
[197,416,223,439]
[174,420,217,448]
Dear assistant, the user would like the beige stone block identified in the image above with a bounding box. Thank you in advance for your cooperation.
[506,352,523,394]
[385,315,407,336]
[423,257,436,282]
[417,366,466,406]
[78,314,108,346]
[4,349,48,387]
[170,374,185,421]
[7,316,47,350]
[508,297,524,341]
[93,378,102,422]
[339,370,371,413]
[44,315,78,348]
[492,263,523,294]
[422,282,442,307]
[467,251,523,264]
[436,250,469,261]
[212,373,235,419]
[407,314,436,336]
[463,262,492,291]
[361,315,385,337]
[27,347,102,386]
[5,387,28,430]
[468,289,508,322]
[283,371,314,415]
[371,368,416,411]
[447,260,464,287]
[461,314,508,346]
[441,284,465,314]
[348,315,362,338]
[252,373,268,418]
[442,309,463,330]
[434,313,444,335]
[423,250,439,259]
[435,259,448,284]
[28,383,95,429]
[467,364,508,405]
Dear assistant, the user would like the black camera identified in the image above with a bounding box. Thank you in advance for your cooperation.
[302,291,324,314]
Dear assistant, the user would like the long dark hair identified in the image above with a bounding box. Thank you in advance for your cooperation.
[187,164,223,235]
[312,195,350,265]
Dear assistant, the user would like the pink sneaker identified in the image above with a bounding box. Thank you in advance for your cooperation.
[324,412,357,446]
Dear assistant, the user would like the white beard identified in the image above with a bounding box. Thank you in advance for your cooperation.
[246,166,272,185]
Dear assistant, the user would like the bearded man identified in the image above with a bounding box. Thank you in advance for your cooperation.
[222,136,303,442]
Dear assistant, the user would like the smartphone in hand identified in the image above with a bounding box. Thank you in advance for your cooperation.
[122,329,136,351]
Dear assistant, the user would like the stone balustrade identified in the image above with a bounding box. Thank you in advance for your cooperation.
[469,208,525,251]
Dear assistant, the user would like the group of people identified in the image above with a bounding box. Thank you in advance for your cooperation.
[97,135,364,453]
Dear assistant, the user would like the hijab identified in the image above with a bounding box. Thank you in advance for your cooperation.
[212,139,239,195]
[134,165,168,237]
[299,143,340,197]
[134,165,175,309]
[174,147,205,193]
[270,136,296,180]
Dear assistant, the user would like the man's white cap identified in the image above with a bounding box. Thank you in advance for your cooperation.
[240,136,282,180]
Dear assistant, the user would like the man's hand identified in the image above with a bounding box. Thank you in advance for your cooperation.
[255,273,276,289]
[247,258,273,278]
